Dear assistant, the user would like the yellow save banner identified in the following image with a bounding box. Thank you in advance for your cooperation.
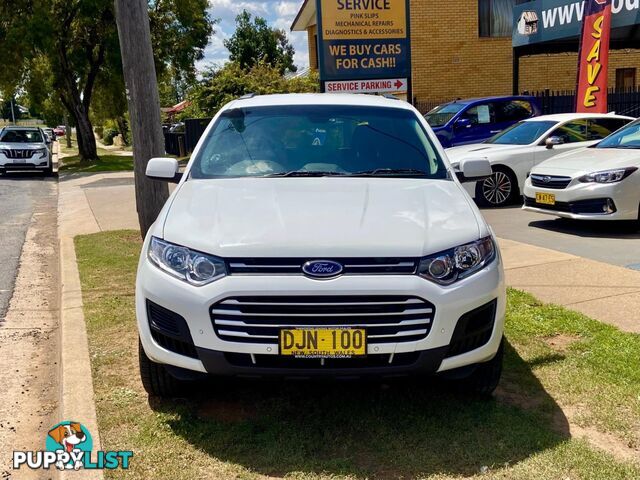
[321,0,407,41]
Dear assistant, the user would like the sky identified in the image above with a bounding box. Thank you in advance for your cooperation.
[199,0,308,71]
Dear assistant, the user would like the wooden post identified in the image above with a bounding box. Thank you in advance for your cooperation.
[114,0,169,237]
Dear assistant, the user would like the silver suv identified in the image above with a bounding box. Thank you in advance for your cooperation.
[0,126,53,175]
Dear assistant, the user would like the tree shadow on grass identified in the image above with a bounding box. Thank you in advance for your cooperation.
[149,340,569,478]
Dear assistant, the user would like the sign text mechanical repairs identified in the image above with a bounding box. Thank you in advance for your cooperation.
[318,0,411,94]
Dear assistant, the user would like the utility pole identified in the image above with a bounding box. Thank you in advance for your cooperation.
[10,98,15,124]
[114,0,169,237]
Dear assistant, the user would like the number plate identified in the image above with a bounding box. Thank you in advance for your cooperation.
[535,192,556,205]
[279,328,366,358]
[13,158,26,163]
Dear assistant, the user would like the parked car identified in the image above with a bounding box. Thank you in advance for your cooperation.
[523,118,640,224]
[135,93,506,397]
[0,126,53,175]
[446,113,634,207]
[53,125,66,137]
[43,127,56,143]
[424,95,542,148]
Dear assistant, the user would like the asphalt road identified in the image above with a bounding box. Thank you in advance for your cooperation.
[482,205,640,270]
[0,172,57,320]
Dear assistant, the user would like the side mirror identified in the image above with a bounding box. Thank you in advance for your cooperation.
[455,118,472,130]
[146,157,182,183]
[456,157,492,183]
[545,136,563,149]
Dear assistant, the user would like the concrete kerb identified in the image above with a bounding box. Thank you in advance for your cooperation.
[57,139,104,479]
[58,237,103,480]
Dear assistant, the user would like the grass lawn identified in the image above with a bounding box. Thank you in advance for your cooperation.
[59,152,134,172]
[75,230,640,480]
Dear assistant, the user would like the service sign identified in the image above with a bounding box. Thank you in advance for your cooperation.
[317,0,411,94]
[325,78,408,94]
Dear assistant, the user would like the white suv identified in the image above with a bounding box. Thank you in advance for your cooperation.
[136,94,506,397]
[0,126,53,175]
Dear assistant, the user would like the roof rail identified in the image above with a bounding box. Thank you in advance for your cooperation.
[238,92,257,100]
[381,93,400,100]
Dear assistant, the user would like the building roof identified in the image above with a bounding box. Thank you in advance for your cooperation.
[291,0,316,31]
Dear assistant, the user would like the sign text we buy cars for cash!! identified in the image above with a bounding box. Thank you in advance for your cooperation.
[318,0,411,95]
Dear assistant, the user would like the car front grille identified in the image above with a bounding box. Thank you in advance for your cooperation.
[3,149,37,159]
[227,258,418,275]
[210,295,435,345]
[530,174,572,189]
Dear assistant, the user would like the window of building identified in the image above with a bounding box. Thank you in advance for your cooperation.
[479,0,514,37]
[615,68,636,90]
[479,0,530,37]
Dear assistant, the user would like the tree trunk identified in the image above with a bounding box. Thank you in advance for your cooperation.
[64,114,72,149]
[74,106,97,161]
[60,95,98,161]
[116,116,129,146]
[114,0,169,238]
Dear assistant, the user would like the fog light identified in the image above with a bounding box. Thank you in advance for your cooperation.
[603,199,615,214]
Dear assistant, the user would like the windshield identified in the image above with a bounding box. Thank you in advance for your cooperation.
[486,120,557,145]
[596,119,640,149]
[424,103,466,128]
[190,105,448,179]
[0,129,43,143]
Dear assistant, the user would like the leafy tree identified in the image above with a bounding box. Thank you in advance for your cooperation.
[0,0,214,161]
[188,61,318,116]
[224,10,296,74]
[0,97,21,122]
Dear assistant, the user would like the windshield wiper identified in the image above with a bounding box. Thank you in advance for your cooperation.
[351,168,430,177]
[265,170,347,177]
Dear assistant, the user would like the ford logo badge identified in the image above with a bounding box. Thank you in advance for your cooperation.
[302,260,343,278]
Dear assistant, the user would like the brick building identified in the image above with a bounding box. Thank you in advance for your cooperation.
[291,0,640,105]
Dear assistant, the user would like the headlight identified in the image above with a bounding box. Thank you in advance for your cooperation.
[578,167,637,184]
[34,148,48,158]
[148,237,227,286]
[418,237,496,285]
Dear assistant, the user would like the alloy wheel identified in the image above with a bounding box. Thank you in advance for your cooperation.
[482,171,512,206]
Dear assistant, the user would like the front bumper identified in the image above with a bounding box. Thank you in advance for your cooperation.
[0,154,50,170]
[522,177,639,221]
[136,243,506,377]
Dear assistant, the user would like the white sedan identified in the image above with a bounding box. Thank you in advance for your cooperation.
[523,118,640,223]
[446,113,633,207]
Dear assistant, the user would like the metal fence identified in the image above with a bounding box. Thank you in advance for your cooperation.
[164,117,213,156]
[184,118,212,153]
[414,88,640,117]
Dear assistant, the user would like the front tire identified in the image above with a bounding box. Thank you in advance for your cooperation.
[139,339,184,397]
[476,167,518,207]
[452,338,504,396]
[43,163,54,176]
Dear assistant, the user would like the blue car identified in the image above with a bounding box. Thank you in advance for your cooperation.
[424,96,542,148]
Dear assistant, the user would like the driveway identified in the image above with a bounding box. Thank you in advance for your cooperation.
[482,205,640,269]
